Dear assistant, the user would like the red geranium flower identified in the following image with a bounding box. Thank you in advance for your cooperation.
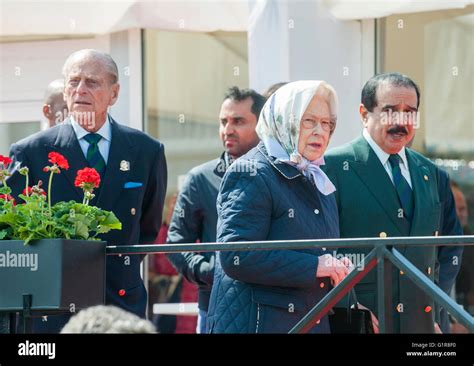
[75,167,101,189]
[22,187,33,196]
[0,194,15,205]
[0,155,12,168]
[23,186,46,196]
[48,152,69,170]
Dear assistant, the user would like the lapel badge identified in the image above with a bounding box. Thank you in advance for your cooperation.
[423,174,429,181]
[120,160,130,171]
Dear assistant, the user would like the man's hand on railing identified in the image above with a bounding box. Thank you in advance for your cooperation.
[316,254,353,286]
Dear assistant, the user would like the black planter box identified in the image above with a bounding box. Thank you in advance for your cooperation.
[0,239,106,312]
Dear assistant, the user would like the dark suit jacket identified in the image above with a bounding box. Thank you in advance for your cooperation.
[323,136,457,333]
[7,116,167,318]
[166,153,230,312]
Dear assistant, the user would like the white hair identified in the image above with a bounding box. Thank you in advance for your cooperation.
[62,49,119,85]
[60,305,156,334]
[315,81,338,127]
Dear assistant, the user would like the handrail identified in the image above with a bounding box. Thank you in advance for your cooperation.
[106,235,473,254]
[107,235,474,333]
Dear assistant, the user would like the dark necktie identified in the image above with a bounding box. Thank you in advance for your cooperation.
[388,154,414,221]
[84,133,106,177]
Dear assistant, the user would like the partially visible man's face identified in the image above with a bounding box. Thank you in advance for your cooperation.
[452,186,469,228]
[64,55,119,132]
[219,97,259,159]
[44,94,68,128]
[361,82,418,154]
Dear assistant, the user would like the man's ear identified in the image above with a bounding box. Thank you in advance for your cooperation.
[109,83,120,106]
[43,104,51,120]
[359,103,369,127]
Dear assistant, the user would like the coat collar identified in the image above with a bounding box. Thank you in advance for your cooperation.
[213,151,233,178]
[213,144,303,180]
[69,114,112,142]
[257,142,302,180]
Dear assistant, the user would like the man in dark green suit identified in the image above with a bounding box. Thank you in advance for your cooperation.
[323,73,462,333]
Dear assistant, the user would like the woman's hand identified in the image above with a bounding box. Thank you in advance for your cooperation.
[316,254,353,286]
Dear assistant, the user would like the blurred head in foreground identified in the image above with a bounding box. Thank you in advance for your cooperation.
[61,305,156,333]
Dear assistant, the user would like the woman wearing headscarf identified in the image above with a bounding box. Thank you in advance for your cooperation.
[206,80,352,334]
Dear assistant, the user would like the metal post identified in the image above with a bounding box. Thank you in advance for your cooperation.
[377,245,393,333]
[22,294,32,334]
[0,313,10,334]
[376,246,385,333]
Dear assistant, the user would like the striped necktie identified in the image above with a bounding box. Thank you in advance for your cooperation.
[84,133,106,177]
[388,154,414,221]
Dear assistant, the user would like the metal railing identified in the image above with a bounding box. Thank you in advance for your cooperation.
[107,235,474,333]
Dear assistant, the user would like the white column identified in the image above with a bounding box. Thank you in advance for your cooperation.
[109,29,148,317]
[248,0,290,93]
[109,29,143,132]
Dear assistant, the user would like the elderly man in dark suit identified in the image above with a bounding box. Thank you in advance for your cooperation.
[323,72,462,333]
[6,49,167,332]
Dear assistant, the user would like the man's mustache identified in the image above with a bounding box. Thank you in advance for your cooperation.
[387,126,408,135]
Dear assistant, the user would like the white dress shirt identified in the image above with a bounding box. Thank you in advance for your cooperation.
[362,128,412,188]
[70,115,112,163]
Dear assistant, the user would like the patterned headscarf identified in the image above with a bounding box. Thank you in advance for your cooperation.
[256,80,338,195]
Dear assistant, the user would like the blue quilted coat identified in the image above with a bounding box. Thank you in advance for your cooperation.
[207,142,340,333]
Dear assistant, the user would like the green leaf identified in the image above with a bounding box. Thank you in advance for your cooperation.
[74,220,89,240]
[101,211,122,228]
[0,186,11,195]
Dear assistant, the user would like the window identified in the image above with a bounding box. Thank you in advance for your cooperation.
[144,30,248,194]
[379,6,474,158]
[0,121,41,154]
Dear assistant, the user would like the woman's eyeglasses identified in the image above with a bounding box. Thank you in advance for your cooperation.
[301,118,336,132]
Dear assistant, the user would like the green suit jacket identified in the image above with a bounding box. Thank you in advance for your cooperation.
[324,136,442,333]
